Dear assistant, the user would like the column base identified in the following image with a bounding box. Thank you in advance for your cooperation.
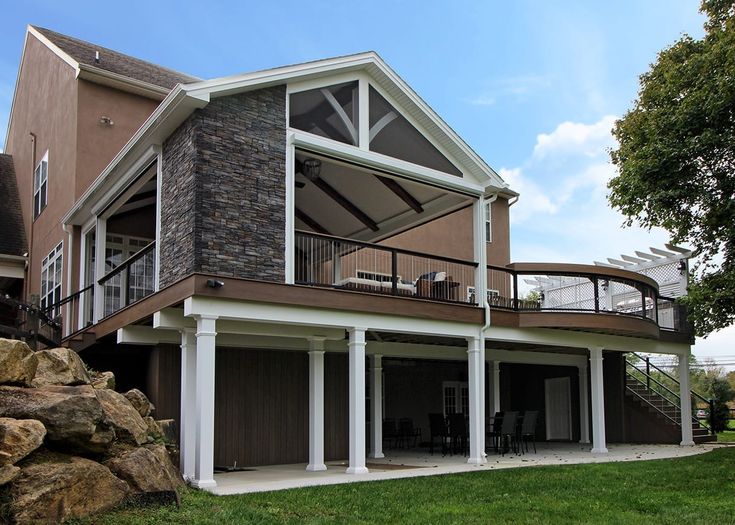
[590,447,608,454]
[368,452,385,459]
[680,440,695,447]
[345,466,369,474]
[467,457,486,465]
[191,478,217,489]
[306,463,327,472]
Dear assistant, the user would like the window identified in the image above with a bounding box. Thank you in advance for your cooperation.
[34,152,48,218]
[102,234,154,316]
[485,202,492,243]
[41,242,63,317]
[443,381,469,417]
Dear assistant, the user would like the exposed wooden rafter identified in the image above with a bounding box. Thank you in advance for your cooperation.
[375,175,423,213]
[295,207,331,235]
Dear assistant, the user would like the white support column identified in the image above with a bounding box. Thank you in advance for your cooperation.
[369,354,384,459]
[179,328,197,480]
[679,352,695,446]
[589,347,608,454]
[578,364,590,444]
[93,216,107,322]
[192,315,218,489]
[346,328,368,474]
[490,360,501,416]
[467,336,486,464]
[306,338,327,471]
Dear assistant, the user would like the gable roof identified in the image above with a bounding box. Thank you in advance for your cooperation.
[0,154,27,257]
[31,26,199,90]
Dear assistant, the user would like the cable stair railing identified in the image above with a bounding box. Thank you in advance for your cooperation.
[625,352,715,442]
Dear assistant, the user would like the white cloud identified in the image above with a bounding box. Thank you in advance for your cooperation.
[532,115,617,159]
[466,74,551,106]
[498,166,557,223]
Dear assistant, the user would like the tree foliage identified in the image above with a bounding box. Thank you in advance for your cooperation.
[609,0,735,336]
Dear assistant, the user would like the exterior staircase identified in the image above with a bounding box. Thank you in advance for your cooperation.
[625,354,716,444]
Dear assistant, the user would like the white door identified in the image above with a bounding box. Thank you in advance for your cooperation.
[545,377,573,440]
[443,381,469,416]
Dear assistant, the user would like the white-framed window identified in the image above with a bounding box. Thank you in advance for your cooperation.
[485,202,492,243]
[41,242,63,317]
[102,234,154,316]
[443,381,469,416]
[466,286,499,304]
[34,152,49,219]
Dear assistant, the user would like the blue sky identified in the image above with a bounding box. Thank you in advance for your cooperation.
[1,1,731,365]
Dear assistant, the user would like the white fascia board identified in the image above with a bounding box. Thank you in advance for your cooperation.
[0,261,25,279]
[485,326,690,356]
[486,348,586,368]
[183,296,479,338]
[118,325,317,350]
[63,87,209,225]
[291,131,485,196]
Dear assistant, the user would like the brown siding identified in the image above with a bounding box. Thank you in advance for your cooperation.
[75,79,159,199]
[4,34,78,299]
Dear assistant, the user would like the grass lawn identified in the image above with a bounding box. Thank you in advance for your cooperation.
[718,430,735,442]
[77,448,735,525]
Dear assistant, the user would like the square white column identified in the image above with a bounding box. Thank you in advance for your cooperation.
[179,328,197,480]
[490,360,501,416]
[589,347,608,454]
[578,364,590,444]
[679,352,695,446]
[306,338,327,471]
[193,314,217,489]
[369,354,384,459]
[467,336,486,464]
[346,327,368,474]
[93,216,107,323]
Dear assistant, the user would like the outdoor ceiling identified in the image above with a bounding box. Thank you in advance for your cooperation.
[294,152,471,242]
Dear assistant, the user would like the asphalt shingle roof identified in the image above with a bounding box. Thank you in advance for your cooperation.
[32,26,200,90]
[0,154,27,257]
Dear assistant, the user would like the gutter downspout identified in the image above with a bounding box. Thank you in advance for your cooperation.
[25,132,36,303]
[479,191,498,460]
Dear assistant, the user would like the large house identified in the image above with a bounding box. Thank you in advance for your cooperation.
[1,26,704,490]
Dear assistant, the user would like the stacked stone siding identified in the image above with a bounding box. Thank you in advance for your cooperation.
[159,86,287,287]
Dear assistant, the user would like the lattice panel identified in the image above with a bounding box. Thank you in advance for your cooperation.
[638,262,680,285]
[539,276,595,310]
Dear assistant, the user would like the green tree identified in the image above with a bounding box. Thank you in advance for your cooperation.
[608,0,735,336]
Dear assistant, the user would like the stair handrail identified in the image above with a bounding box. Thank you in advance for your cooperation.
[626,354,713,434]
[624,384,680,426]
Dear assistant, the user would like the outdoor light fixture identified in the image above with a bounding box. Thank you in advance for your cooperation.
[99,116,114,126]
[302,158,322,180]
[601,279,609,292]
[206,279,224,289]
[678,260,687,275]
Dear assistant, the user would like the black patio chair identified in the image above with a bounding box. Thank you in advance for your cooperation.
[520,410,539,453]
[398,417,421,448]
[447,413,469,456]
[429,413,449,455]
[487,411,504,453]
[383,418,399,450]
[498,411,518,456]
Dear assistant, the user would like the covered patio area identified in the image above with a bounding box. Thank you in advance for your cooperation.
[211,443,715,495]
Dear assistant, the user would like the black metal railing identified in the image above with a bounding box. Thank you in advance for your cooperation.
[485,265,692,333]
[295,231,477,304]
[626,352,714,436]
[43,284,94,338]
[0,295,61,350]
[98,242,156,319]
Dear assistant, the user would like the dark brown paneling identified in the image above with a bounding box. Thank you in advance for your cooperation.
[148,344,181,422]
[214,348,309,468]
[603,351,625,443]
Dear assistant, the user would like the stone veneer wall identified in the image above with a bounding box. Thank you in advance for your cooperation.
[159,86,287,287]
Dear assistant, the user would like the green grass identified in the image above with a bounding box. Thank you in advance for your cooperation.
[77,448,735,525]
[718,430,735,442]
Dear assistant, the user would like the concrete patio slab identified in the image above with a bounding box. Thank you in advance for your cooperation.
[209,442,717,495]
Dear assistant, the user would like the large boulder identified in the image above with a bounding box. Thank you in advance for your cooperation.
[91,370,116,390]
[7,451,129,524]
[105,444,184,493]
[0,464,20,485]
[0,385,114,454]
[0,417,46,466]
[31,347,90,387]
[124,388,155,418]
[0,339,38,386]
[95,389,149,446]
